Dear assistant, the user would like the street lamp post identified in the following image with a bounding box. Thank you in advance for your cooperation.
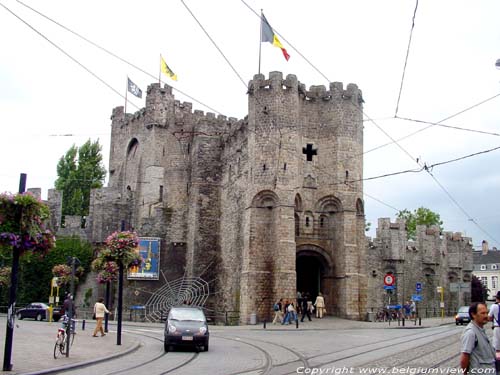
[65,256,80,357]
[2,173,26,371]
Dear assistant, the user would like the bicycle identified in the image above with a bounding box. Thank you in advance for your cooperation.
[53,316,76,359]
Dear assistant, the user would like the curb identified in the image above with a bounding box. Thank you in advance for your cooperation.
[22,339,141,375]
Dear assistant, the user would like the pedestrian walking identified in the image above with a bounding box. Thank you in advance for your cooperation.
[410,300,416,320]
[459,302,496,374]
[300,293,312,322]
[272,299,283,324]
[92,297,110,337]
[314,293,326,319]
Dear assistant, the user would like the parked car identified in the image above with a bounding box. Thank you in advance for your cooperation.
[17,303,63,322]
[455,306,471,325]
[164,307,209,352]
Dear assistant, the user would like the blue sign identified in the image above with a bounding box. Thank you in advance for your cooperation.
[416,282,422,292]
[127,237,161,280]
[384,285,395,290]
[387,304,401,309]
[412,294,423,302]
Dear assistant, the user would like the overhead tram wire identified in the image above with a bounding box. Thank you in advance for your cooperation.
[14,0,223,116]
[0,2,140,112]
[1,2,222,165]
[345,91,500,163]
[346,144,500,184]
[363,192,400,212]
[395,117,500,137]
[394,0,419,117]
[180,0,247,88]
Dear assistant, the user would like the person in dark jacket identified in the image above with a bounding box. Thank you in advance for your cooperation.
[63,294,76,318]
[300,293,312,322]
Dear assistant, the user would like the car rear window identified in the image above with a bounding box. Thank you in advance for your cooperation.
[458,306,469,313]
[169,308,206,321]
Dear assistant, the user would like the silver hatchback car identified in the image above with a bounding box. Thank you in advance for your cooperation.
[164,307,209,352]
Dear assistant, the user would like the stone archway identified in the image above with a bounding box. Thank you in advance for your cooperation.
[296,245,334,314]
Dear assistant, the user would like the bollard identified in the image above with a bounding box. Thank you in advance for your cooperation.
[419,317,422,326]
[263,320,266,329]
[82,319,85,331]
[402,318,405,327]
[296,319,299,329]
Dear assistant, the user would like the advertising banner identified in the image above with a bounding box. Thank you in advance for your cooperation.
[127,237,160,280]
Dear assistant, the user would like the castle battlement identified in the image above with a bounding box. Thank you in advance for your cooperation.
[248,72,363,106]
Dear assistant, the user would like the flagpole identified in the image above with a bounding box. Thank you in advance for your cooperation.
[258,9,263,75]
[124,76,128,115]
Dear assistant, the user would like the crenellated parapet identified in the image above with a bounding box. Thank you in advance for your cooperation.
[247,71,363,106]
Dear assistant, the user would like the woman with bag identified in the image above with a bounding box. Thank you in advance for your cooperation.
[92,297,109,337]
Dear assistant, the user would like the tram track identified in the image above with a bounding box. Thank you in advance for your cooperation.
[70,323,462,375]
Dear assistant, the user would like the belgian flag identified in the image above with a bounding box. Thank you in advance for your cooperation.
[261,14,290,61]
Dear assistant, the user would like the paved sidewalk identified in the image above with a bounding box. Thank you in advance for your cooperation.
[0,318,139,375]
[0,316,456,374]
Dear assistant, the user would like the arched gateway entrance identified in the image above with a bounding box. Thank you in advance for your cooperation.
[296,246,333,311]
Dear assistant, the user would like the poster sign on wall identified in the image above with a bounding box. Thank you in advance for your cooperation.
[127,237,161,280]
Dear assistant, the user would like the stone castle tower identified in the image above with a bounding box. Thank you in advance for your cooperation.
[80,71,368,322]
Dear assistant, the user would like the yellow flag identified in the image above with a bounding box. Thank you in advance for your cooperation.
[160,55,178,81]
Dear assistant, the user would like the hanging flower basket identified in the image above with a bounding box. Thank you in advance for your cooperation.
[0,193,55,255]
[92,231,140,284]
[95,261,119,284]
[52,263,85,287]
[104,231,139,265]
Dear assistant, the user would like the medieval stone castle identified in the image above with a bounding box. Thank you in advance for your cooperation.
[35,72,472,323]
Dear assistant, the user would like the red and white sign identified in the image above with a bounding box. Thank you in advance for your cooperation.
[384,274,395,286]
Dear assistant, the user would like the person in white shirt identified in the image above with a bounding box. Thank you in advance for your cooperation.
[92,297,110,337]
[488,291,500,353]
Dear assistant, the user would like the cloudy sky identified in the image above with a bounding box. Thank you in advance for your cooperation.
[1,0,499,249]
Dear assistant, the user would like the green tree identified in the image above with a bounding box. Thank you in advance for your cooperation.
[397,207,443,240]
[12,236,94,305]
[471,275,488,302]
[55,139,106,217]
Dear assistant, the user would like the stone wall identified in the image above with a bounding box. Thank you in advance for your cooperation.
[367,218,473,316]
[44,71,370,322]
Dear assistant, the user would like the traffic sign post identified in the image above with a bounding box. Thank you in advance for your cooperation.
[384,274,395,287]
[416,282,422,292]
[437,286,444,319]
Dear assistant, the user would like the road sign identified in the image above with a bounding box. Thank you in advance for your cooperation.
[387,304,401,309]
[412,294,422,302]
[384,274,395,286]
[436,286,443,293]
[416,282,422,292]
[384,285,395,290]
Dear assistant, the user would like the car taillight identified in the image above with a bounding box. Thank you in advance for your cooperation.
[455,315,459,319]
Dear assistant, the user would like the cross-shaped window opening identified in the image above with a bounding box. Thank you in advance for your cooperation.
[302,143,317,162]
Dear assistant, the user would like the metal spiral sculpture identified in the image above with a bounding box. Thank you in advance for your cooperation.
[144,276,209,321]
